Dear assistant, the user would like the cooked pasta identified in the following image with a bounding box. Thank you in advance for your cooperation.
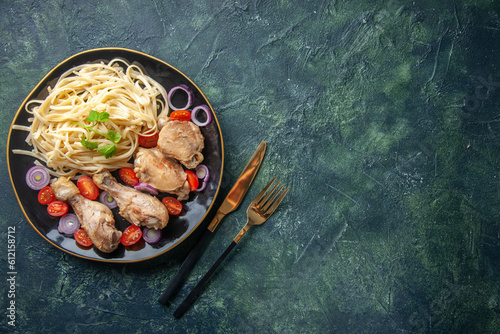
[12,58,169,177]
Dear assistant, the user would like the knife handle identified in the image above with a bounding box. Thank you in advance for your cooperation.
[158,228,213,306]
[174,241,237,318]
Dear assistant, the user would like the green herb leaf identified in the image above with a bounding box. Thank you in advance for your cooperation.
[85,110,99,123]
[98,111,110,122]
[86,141,99,151]
[86,110,109,123]
[107,129,121,143]
[76,110,120,159]
[97,144,117,159]
[81,137,98,150]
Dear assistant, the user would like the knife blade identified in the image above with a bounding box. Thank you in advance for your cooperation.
[158,140,266,306]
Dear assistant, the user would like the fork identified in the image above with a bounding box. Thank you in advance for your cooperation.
[173,177,289,318]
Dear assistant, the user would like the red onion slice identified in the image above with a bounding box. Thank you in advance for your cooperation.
[58,213,81,236]
[134,183,159,195]
[195,179,207,192]
[26,165,51,190]
[142,227,162,244]
[167,84,194,110]
[195,164,209,181]
[99,191,118,209]
[191,105,212,127]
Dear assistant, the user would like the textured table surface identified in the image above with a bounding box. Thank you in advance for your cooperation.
[1,1,500,333]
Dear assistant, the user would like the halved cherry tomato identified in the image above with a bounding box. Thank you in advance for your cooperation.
[38,186,56,205]
[185,170,199,191]
[138,132,159,148]
[170,109,191,122]
[47,201,69,217]
[162,196,182,215]
[121,225,143,246]
[119,168,139,186]
[77,176,99,200]
[74,228,93,247]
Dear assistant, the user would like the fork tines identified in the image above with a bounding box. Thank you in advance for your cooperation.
[255,177,290,215]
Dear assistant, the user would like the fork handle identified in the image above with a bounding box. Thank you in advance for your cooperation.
[174,241,237,318]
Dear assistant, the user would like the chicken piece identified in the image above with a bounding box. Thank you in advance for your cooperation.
[92,171,168,230]
[134,147,190,201]
[157,118,204,169]
[50,177,121,253]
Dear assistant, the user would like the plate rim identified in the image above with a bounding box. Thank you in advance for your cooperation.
[6,47,224,263]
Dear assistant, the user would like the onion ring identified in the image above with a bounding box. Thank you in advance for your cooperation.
[167,84,194,110]
[191,105,212,127]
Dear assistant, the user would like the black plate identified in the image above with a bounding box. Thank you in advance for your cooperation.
[7,47,224,263]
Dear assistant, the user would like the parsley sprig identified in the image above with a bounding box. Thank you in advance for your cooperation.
[75,110,122,158]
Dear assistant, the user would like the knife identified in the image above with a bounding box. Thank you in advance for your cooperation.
[158,140,266,306]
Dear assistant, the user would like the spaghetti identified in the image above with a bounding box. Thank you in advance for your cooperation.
[12,58,169,177]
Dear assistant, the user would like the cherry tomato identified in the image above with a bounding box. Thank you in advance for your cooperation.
[185,170,199,191]
[138,132,159,148]
[170,110,191,122]
[119,168,139,186]
[77,176,99,200]
[74,228,93,247]
[121,225,143,246]
[38,186,56,205]
[47,201,69,217]
[162,196,182,215]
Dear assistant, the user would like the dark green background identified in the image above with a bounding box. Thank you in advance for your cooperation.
[1,0,500,333]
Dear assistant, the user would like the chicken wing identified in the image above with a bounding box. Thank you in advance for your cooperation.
[50,177,122,253]
[134,147,190,201]
[157,118,204,169]
[92,171,169,230]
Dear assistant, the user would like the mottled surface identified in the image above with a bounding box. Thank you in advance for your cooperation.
[1,0,500,333]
